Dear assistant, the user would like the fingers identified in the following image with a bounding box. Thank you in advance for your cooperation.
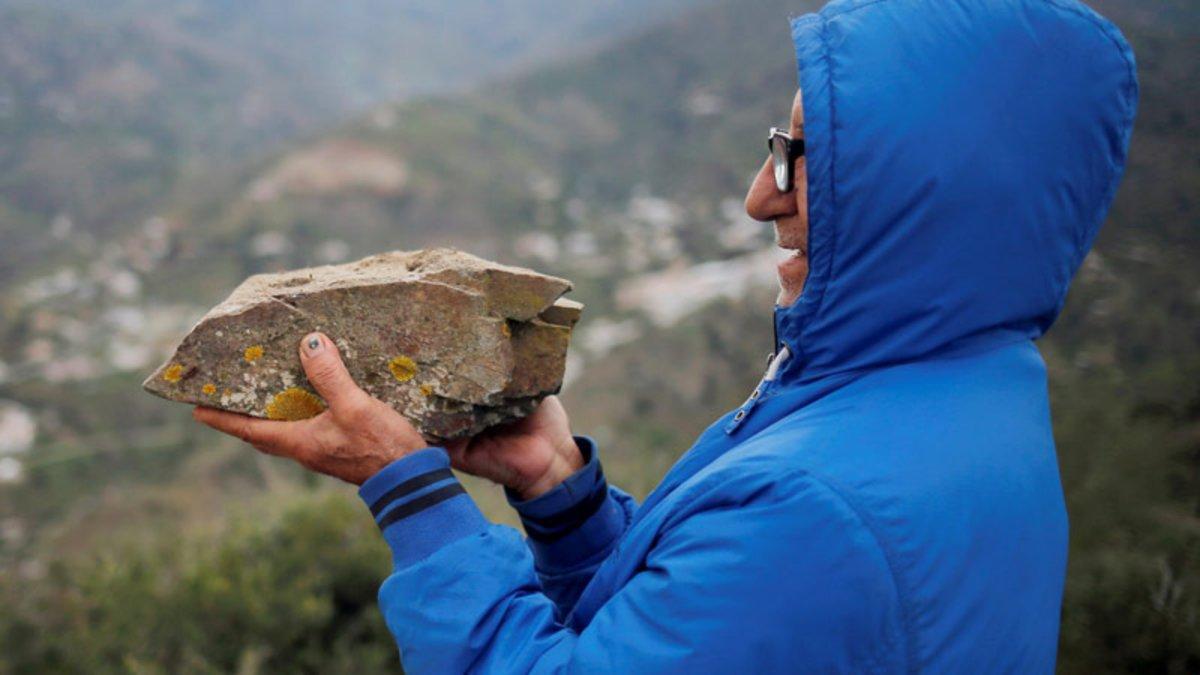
[522,395,569,434]
[443,437,470,467]
[537,395,566,418]
[192,406,301,456]
[298,332,370,413]
[443,437,466,456]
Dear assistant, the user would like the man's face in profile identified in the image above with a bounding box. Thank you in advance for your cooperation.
[744,88,809,307]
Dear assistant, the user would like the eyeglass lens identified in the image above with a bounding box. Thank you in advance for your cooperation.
[771,136,790,191]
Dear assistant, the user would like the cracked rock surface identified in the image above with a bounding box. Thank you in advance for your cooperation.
[143,248,582,441]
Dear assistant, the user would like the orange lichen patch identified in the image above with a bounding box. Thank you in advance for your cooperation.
[202,383,217,396]
[388,355,418,382]
[162,363,185,383]
[265,387,326,421]
[419,383,435,397]
[222,388,232,397]
[243,345,265,363]
[500,322,512,338]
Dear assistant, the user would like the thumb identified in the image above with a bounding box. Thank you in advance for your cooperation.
[298,332,368,411]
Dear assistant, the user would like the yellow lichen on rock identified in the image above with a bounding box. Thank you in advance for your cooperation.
[162,364,185,383]
[202,383,217,396]
[388,355,418,382]
[419,383,435,397]
[265,387,326,420]
[244,345,265,363]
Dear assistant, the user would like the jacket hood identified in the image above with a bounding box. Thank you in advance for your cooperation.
[775,0,1138,383]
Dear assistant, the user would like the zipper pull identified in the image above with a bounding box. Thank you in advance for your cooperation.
[763,344,789,382]
[726,345,791,434]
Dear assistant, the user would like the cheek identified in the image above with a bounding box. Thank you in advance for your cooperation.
[794,162,809,224]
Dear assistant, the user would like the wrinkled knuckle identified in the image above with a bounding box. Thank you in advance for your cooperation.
[233,422,255,443]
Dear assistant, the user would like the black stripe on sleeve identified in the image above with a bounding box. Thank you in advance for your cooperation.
[520,482,609,542]
[369,467,455,517]
[516,465,607,530]
[376,483,467,531]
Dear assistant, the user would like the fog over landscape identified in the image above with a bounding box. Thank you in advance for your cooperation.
[0,0,1197,672]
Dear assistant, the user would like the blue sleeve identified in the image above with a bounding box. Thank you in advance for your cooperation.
[361,458,906,674]
[501,436,637,618]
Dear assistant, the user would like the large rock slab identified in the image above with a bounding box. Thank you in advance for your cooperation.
[143,248,582,441]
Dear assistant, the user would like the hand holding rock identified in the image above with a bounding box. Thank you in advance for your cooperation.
[444,396,583,500]
[193,332,428,485]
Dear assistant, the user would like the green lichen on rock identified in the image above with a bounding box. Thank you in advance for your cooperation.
[142,248,582,441]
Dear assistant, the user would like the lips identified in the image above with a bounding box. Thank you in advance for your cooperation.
[776,249,807,271]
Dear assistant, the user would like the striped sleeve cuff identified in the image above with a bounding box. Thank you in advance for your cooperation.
[358,447,489,568]
[504,436,627,575]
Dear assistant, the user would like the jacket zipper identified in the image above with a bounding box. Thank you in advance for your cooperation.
[725,342,791,434]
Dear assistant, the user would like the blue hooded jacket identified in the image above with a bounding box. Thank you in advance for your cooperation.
[357,0,1137,671]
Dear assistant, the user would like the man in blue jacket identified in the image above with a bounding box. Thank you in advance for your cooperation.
[196,0,1138,671]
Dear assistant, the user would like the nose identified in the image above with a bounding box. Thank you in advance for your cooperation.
[744,156,797,222]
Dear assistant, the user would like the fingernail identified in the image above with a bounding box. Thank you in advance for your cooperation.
[303,333,323,356]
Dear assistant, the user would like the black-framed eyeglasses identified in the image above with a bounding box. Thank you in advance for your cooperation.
[768,127,805,193]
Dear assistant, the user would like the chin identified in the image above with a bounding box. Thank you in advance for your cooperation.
[775,277,805,307]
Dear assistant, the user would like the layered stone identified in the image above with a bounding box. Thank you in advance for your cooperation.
[143,248,582,441]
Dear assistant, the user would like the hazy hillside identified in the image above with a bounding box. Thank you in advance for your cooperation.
[0,0,705,287]
[120,0,816,336]
[0,0,1197,671]
[1,0,706,129]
